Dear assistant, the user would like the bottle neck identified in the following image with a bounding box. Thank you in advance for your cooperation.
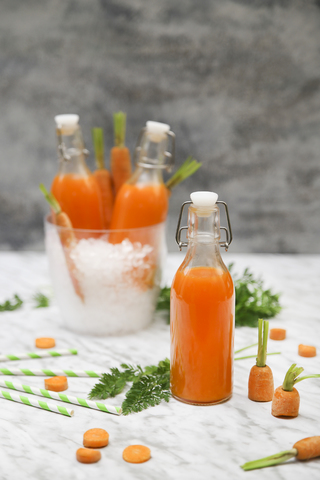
[135,130,169,169]
[129,165,164,185]
[56,125,89,175]
[181,205,226,270]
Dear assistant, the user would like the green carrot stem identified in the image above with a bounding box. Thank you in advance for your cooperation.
[39,184,61,215]
[256,319,269,367]
[294,374,320,384]
[92,128,105,169]
[235,352,280,361]
[282,364,304,392]
[241,449,297,471]
[234,343,258,354]
[165,156,202,191]
[113,111,126,147]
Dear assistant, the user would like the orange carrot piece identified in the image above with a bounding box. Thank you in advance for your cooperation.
[271,385,300,417]
[44,376,68,392]
[298,344,317,357]
[122,445,151,464]
[294,436,320,460]
[83,428,109,448]
[248,365,274,402]
[93,169,114,229]
[35,337,56,349]
[270,328,286,341]
[76,448,101,464]
[248,319,274,402]
[111,146,132,195]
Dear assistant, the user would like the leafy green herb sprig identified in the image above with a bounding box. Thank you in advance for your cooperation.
[0,295,23,312]
[89,359,170,415]
[156,265,282,328]
[33,292,50,309]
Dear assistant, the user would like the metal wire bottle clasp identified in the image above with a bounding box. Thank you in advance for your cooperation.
[133,127,176,172]
[175,200,233,251]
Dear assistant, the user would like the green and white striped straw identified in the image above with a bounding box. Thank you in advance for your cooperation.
[0,367,102,377]
[0,348,78,362]
[0,389,74,417]
[0,379,121,415]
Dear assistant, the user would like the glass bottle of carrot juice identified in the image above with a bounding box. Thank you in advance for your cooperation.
[51,114,104,230]
[170,191,234,405]
[110,121,175,230]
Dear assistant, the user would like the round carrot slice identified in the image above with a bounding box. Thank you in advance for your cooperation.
[35,337,56,349]
[123,445,151,464]
[298,344,316,357]
[44,376,68,392]
[269,328,286,341]
[83,428,109,448]
[76,448,101,464]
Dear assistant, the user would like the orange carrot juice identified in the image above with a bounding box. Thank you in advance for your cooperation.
[110,182,168,230]
[51,173,104,230]
[170,266,234,405]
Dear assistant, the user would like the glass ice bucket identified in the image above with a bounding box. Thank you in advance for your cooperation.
[44,215,166,336]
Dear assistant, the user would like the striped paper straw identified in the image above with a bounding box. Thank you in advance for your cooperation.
[0,389,74,417]
[0,349,78,362]
[0,379,121,415]
[0,367,102,377]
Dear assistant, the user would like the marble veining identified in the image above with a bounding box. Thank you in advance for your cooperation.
[0,252,319,479]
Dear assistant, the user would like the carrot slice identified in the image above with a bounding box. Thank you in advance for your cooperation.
[298,344,316,358]
[248,365,274,402]
[83,428,109,448]
[269,328,286,341]
[122,445,151,464]
[44,376,68,392]
[35,337,56,349]
[76,448,101,464]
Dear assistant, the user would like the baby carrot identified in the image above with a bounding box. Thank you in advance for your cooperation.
[248,319,274,402]
[76,448,101,464]
[122,445,151,464]
[271,363,320,418]
[298,344,317,357]
[83,428,109,448]
[270,328,286,341]
[44,376,68,392]
[92,128,114,229]
[241,436,320,471]
[35,337,56,349]
[110,111,132,195]
[39,184,84,301]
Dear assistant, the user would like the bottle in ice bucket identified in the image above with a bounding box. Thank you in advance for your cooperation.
[170,191,234,405]
[51,114,104,230]
[110,121,175,230]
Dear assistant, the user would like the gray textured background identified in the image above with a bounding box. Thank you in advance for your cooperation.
[1,0,320,252]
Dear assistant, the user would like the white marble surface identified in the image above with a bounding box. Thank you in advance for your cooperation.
[0,252,320,480]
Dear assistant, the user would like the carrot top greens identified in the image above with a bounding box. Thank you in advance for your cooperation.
[282,364,320,392]
[256,319,269,367]
[92,128,105,169]
[113,111,126,147]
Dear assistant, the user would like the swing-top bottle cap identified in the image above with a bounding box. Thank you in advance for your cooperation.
[54,114,79,135]
[190,191,218,208]
[146,121,170,142]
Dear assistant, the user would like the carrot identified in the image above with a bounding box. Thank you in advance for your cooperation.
[39,184,84,301]
[76,448,101,464]
[248,319,274,402]
[298,344,317,357]
[44,376,68,392]
[241,436,320,471]
[165,156,202,193]
[122,445,151,464]
[271,363,320,418]
[35,337,56,349]
[92,128,114,229]
[270,328,286,341]
[110,112,131,195]
[83,428,109,448]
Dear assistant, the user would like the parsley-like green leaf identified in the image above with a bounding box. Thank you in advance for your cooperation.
[0,294,23,312]
[33,292,50,309]
[88,358,171,414]
[156,286,171,323]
